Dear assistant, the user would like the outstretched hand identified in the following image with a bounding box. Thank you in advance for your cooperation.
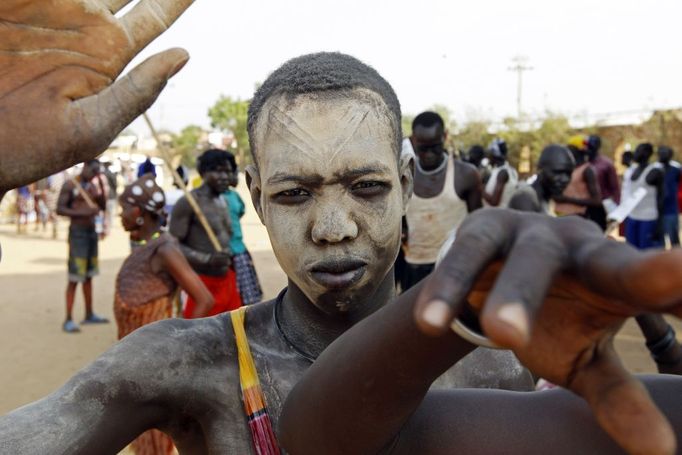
[415,209,682,455]
[0,0,194,193]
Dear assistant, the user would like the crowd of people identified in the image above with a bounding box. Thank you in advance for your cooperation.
[2,3,682,455]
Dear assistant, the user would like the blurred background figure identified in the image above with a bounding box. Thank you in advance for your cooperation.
[658,146,680,246]
[482,138,518,208]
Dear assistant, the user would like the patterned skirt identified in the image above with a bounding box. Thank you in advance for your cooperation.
[233,251,263,305]
[114,293,175,455]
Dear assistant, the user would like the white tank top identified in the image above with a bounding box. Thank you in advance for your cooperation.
[484,162,518,208]
[405,155,467,264]
[629,162,662,221]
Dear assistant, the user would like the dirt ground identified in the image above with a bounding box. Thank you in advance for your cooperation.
[0,180,678,441]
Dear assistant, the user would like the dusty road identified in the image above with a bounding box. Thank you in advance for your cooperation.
[0,180,676,436]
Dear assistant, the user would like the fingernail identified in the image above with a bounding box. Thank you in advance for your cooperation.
[422,300,451,328]
[169,55,190,77]
[496,303,530,343]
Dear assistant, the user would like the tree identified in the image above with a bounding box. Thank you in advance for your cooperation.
[172,125,203,167]
[208,96,250,165]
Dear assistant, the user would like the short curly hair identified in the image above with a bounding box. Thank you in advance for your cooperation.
[247,52,402,165]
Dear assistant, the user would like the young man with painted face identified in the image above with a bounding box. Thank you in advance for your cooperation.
[403,111,482,290]
[0,52,537,454]
[623,143,665,249]
[169,149,241,317]
[482,138,518,208]
[657,146,680,246]
[508,144,574,214]
[56,159,109,333]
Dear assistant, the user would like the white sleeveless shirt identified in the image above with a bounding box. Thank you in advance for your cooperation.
[628,162,662,221]
[484,162,518,208]
[405,155,468,265]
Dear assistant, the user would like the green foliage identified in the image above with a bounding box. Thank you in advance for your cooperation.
[208,96,251,163]
[171,125,203,167]
[401,114,414,137]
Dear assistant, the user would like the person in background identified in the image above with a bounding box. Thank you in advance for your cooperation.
[115,174,213,455]
[137,156,156,178]
[658,146,680,247]
[170,149,240,318]
[554,135,603,228]
[56,160,109,333]
[623,143,664,250]
[586,135,620,226]
[482,138,518,208]
[223,152,263,305]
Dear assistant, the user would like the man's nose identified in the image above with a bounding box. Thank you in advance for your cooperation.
[311,205,358,245]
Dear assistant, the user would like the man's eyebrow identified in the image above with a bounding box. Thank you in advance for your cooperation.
[267,172,324,186]
[334,164,393,180]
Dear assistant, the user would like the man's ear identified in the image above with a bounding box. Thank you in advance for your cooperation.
[245,165,265,224]
[399,154,414,215]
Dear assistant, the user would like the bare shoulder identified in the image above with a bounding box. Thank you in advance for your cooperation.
[453,158,478,177]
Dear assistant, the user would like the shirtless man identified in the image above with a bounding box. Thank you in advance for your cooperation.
[554,135,603,225]
[403,111,482,289]
[482,138,518,208]
[169,149,239,317]
[0,51,533,454]
[56,160,109,333]
[508,144,574,213]
[0,3,664,453]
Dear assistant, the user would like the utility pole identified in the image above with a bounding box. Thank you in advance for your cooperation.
[508,56,533,119]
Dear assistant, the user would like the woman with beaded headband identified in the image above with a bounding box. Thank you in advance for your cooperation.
[114,174,214,455]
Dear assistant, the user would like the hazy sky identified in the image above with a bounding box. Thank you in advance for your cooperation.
[124,0,682,134]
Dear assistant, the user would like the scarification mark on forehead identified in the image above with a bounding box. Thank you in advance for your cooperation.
[329,106,371,162]
[266,101,375,164]
[267,105,319,160]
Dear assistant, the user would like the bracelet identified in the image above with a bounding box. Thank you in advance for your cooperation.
[646,326,679,363]
[450,302,500,350]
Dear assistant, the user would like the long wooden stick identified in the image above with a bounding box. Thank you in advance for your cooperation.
[70,177,98,209]
[142,113,222,252]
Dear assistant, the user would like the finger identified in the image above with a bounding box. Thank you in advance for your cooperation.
[101,0,134,14]
[479,223,566,349]
[414,211,507,336]
[121,0,195,54]
[571,351,675,455]
[574,238,682,314]
[70,48,189,157]
[621,249,682,311]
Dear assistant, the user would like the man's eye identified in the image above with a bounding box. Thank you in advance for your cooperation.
[352,181,389,196]
[273,188,311,203]
[279,189,310,197]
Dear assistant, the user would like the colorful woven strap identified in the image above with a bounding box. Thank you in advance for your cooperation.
[231,307,281,455]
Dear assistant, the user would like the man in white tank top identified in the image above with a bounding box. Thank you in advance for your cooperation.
[403,112,482,290]
[623,143,664,249]
[483,138,518,208]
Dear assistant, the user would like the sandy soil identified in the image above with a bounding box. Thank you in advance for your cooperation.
[0,179,678,449]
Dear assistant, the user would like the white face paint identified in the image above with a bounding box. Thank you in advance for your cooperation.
[247,90,412,314]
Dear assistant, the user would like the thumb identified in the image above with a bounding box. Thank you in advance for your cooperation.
[70,48,189,150]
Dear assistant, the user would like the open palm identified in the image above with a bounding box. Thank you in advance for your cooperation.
[0,0,193,193]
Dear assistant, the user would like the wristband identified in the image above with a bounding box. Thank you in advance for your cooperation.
[646,326,679,363]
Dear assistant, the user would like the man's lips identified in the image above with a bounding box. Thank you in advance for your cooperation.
[309,258,367,290]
